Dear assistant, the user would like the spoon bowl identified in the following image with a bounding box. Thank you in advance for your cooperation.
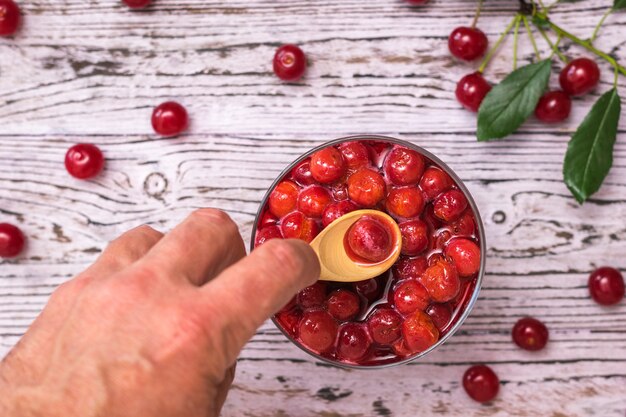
[309,209,402,282]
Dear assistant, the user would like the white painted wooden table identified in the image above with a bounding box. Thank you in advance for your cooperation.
[1,0,626,415]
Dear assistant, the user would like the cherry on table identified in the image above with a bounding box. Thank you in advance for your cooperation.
[448,27,488,61]
[273,44,307,81]
[463,364,500,403]
[347,168,386,207]
[0,223,25,258]
[405,0,429,5]
[298,310,338,353]
[588,267,624,306]
[327,289,360,321]
[122,0,151,8]
[535,90,572,123]
[512,317,549,351]
[559,57,600,96]
[456,72,491,112]
[367,308,403,345]
[151,101,188,136]
[65,144,105,179]
[0,0,20,36]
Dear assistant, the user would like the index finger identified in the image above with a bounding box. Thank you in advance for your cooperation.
[198,239,320,363]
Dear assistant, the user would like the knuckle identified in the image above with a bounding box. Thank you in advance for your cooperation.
[134,224,163,243]
[192,208,232,224]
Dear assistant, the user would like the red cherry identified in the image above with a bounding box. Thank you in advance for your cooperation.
[444,238,481,277]
[280,211,320,243]
[367,308,403,345]
[0,223,25,258]
[338,141,371,169]
[450,210,476,236]
[393,256,428,280]
[448,27,488,61]
[269,180,299,218]
[402,310,439,353]
[426,303,452,331]
[405,0,428,4]
[260,211,277,227]
[298,186,331,218]
[463,365,500,403]
[327,289,360,321]
[65,144,105,179]
[398,219,428,256]
[393,280,430,315]
[419,166,453,201]
[330,183,349,201]
[292,158,316,186]
[386,187,425,219]
[322,200,358,227]
[512,317,549,351]
[310,147,346,184]
[456,72,491,112]
[535,90,572,123]
[384,147,425,186]
[273,44,307,81]
[559,58,600,96]
[347,217,393,263]
[151,101,188,136]
[336,324,371,361]
[420,259,460,302]
[347,168,386,207]
[298,310,338,353]
[297,282,327,309]
[353,278,381,302]
[276,309,302,336]
[254,226,282,247]
[122,0,151,8]
[0,0,20,36]
[433,189,468,222]
[588,267,624,306]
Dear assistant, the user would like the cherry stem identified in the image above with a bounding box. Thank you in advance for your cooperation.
[522,16,541,59]
[533,13,626,77]
[478,15,521,73]
[513,17,521,70]
[471,0,484,28]
[537,26,567,63]
[590,8,613,44]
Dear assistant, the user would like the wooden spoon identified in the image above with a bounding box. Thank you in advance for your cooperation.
[310,209,402,282]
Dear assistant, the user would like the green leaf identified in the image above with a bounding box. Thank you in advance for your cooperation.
[614,0,626,10]
[477,60,552,141]
[563,88,621,203]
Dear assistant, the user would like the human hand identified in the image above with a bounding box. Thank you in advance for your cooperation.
[0,209,320,417]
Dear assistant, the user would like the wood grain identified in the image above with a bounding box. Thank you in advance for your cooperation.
[1,0,626,415]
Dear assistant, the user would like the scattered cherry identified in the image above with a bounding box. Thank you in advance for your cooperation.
[122,0,151,8]
[322,200,358,227]
[347,168,386,207]
[367,308,403,345]
[444,238,481,277]
[512,317,549,351]
[559,58,600,96]
[384,147,425,186]
[386,187,425,219]
[273,44,307,81]
[588,267,624,306]
[298,310,338,353]
[393,279,430,315]
[420,259,460,302]
[297,282,327,309]
[310,147,346,184]
[448,27,488,61]
[0,223,25,258]
[405,0,429,4]
[280,211,319,243]
[151,101,188,136]
[298,185,331,218]
[254,225,282,247]
[347,216,393,262]
[402,310,439,353]
[398,219,428,256]
[463,364,500,403]
[535,90,572,123]
[433,189,468,222]
[268,180,299,218]
[455,72,491,112]
[0,0,20,36]
[65,144,105,179]
[337,324,371,361]
[327,289,361,321]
